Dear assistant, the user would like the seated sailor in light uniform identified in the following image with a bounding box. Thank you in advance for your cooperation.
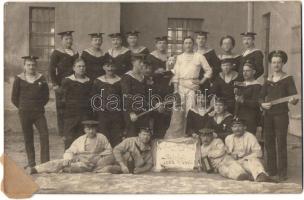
[225,118,274,182]
[126,30,149,55]
[27,120,118,174]
[198,128,251,181]
[113,127,153,174]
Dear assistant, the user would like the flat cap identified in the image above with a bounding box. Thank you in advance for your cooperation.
[21,55,39,60]
[88,33,104,38]
[57,31,74,36]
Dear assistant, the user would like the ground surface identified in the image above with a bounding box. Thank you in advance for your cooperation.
[4,128,303,194]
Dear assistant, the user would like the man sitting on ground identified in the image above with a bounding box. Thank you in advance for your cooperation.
[199,128,251,181]
[27,120,118,174]
[113,127,153,174]
[225,118,274,182]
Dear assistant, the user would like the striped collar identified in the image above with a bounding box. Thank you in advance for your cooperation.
[267,73,290,83]
[83,48,105,57]
[17,72,42,83]
[66,74,90,83]
[129,46,147,54]
[97,75,121,84]
[108,46,129,57]
[242,48,260,57]
[243,79,261,86]
[150,50,168,62]
[125,70,145,82]
[196,48,213,55]
[219,71,239,83]
[56,48,78,56]
[218,54,240,59]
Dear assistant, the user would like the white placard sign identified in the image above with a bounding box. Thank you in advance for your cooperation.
[154,138,198,171]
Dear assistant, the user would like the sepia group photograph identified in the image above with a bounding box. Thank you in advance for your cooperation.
[1,0,303,197]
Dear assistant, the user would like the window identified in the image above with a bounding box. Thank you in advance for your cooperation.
[29,7,55,76]
[167,18,204,55]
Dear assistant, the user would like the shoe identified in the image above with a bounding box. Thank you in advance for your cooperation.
[256,173,277,183]
[236,173,250,181]
[25,167,37,175]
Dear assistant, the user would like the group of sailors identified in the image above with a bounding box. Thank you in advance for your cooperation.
[11,29,298,183]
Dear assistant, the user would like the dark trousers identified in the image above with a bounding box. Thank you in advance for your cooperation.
[55,89,64,136]
[18,111,50,167]
[239,113,258,135]
[152,112,171,139]
[63,114,85,150]
[263,113,289,177]
[97,111,124,147]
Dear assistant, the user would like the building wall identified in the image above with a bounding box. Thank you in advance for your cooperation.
[4,2,121,79]
[121,2,248,53]
[253,1,302,136]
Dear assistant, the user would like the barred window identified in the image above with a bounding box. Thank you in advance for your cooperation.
[167,18,204,56]
[29,7,55,76]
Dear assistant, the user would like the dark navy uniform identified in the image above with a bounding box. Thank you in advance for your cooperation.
[81,49,107,80]
[121,71,150,137]
[12,69,50,167]
[209,70,240,114]
[126,31,150,55]
[105,47,131,76]
[235,80,262,134]
[49,31,79,136]
[259,50,297,178]
[106,33,132,76]
[61,75,93,149]
[239,32,264,80]
[81,33,107,80]
[239,49,264,80]
[91,75,124,147]
[218,54,241,73]
[205,112,233,141]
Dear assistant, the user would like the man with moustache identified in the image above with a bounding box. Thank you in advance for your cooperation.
[239,32,264,80]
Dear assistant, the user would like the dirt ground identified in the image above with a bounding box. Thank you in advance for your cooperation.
[4,126,303,194]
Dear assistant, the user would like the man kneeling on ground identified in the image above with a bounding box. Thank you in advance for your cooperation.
[113,127,153,174]
[28,120,118,174]
[225,118,274,182]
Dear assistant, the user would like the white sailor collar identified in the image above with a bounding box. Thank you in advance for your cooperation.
[56,48,78,56]
[150,50,168,62]
[242,48,261,57]
[267,73,290,82]
[219,71,239,82]
[196,48,213,55]
[97,75,121,84]
[83,48,105,57]
[243,79,261,86]
[129,46,147,54]
[219,54,240,59]
[108,46,130,57]
[17,72,43,83]
[125,70,145,82]
[208,110,232,118]
[66,74,90,83]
